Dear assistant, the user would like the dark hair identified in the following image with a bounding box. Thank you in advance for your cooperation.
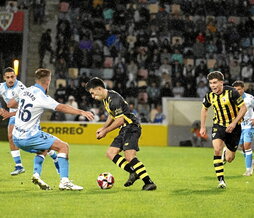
[86,77,105,91]
[207,71,224,81]
[232,80,244,88]
[3,67,15,74]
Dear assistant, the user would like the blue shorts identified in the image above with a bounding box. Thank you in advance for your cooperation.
[239,128,254,145]
[13,131,57,153]
[8,117,15,125]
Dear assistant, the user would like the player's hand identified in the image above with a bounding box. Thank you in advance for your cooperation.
[96,129,107,140]
[81,111,94,121]
[1,110,13,120]
[226,122,236,133]
[199,127,206,137]
[96,127,104,134]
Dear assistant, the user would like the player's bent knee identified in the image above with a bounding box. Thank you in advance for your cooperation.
[106,150,113,160]
[51,140,69,154]
[106,149,117,160]
[227,156,235,163]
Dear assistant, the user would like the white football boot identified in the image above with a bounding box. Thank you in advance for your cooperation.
[242,168,253,176]
[32,173,51,190]
[59,178,83,191]
[217,179,227,189]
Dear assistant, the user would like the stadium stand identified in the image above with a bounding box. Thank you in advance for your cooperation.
[49,0,254,123]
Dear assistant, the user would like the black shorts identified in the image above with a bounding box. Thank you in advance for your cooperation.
[111,124,141,151]
[212,124,241,152]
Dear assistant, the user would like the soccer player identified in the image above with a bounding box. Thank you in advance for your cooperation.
[0,67,60,176]
[232,80,254,176]
[86,77,157,191]
[0,67,26,175]
[11,68,94,190]
[200,71,247,188]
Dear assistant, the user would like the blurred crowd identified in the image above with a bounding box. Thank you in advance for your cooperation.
[1,0,254,123]
[38,0,254,122]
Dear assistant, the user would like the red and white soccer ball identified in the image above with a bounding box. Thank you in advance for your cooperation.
[97,172,114,189]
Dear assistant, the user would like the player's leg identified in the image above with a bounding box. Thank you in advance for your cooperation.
[224,124,241,164]
[242,129,253,176]
[212,138,226,188]
[106,132,137,174]
[47,150,60,174]
[50,139,83,191]
[32,150,51,190]
[124,149,156,191]
[106,146,134,172]
[106,138,141,187]
[224,148,236,163]
[124,125,156,190]
[8,123,25,176]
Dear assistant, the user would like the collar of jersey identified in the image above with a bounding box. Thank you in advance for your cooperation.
[34,83,46,93]
[4,80,18,89]
[242,93,246,99]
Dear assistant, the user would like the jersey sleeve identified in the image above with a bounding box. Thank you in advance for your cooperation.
[231,89,244,107]
[110,96,124,118]
[202,93,211,109]
[37,93,60,110]
[14,82,26,102]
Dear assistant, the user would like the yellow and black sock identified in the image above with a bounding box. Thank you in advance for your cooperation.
[129,157,153,184]
[112,154,132,173]
[214,156,224,181]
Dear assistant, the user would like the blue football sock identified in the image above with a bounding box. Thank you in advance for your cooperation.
[58,153,69,178]
[48,150,60,174]
[11,150,23,168]
[33,155,45,176]
[245,149,253,169]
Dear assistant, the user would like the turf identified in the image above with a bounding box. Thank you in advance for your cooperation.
[0,142,253,218]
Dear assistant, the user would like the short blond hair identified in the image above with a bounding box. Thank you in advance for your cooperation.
[35,68,51,83]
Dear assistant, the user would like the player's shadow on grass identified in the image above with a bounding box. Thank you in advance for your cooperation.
[172,188,225,196]
[85,188,119,195]
[84,188,141,195]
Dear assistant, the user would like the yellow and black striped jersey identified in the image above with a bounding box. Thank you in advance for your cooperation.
[202,85,244,127]
[103,90,139,126]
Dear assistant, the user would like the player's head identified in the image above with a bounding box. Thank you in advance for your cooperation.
[35,68,51,91]
[86,77,107,101]
[3,67,16,87]
[232,80,245,96]
[207,71,224,95]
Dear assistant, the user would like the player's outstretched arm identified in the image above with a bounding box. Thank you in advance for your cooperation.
[55,104,94,121]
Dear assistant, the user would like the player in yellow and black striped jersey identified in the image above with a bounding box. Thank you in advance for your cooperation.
[86,77,156,191]
[200,71,247,189]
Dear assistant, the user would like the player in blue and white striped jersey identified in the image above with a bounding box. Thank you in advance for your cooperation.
[11,68,94,190]
[233,81,254,176]
[0,67,59,176]
[0,67,26,175]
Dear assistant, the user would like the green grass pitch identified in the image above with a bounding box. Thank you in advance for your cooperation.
[0,141,254,218]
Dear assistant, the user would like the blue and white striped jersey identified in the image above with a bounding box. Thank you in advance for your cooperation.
[241,92,254,129]
[0,80,26,113]
[13,83,59,139]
